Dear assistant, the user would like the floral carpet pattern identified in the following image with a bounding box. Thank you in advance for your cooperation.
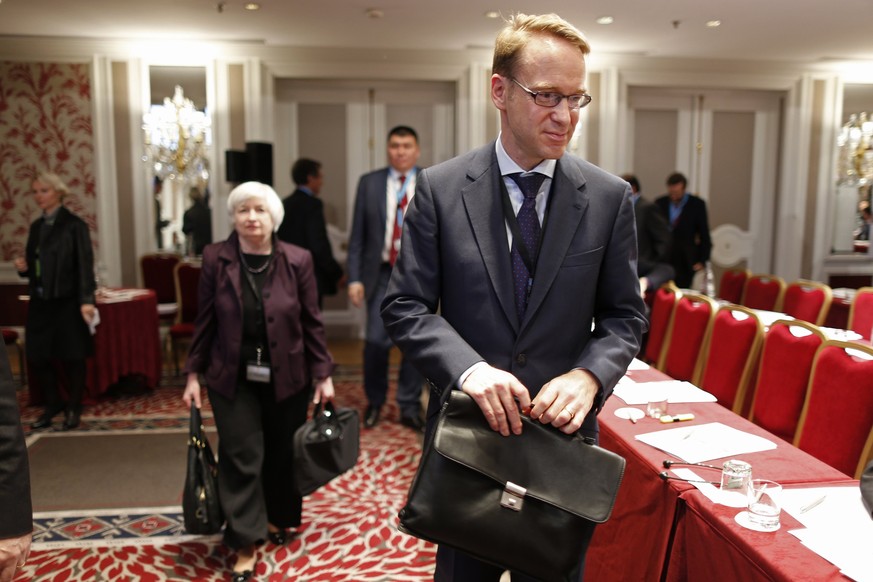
[15,366,436,581]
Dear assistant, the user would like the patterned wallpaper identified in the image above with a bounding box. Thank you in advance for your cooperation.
[0,61,97,262]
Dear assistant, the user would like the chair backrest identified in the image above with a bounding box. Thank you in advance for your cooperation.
[748,320,826,442]
[848,286,873,340]
[174,260,202,324]
[697,305,764,413]
[140,253,182,304]
[658,292,718,382]
[781,279,832,325]
[717,268,750,304]
[740,273,786,312]
[644,282,681,367]
[794,340,873,478]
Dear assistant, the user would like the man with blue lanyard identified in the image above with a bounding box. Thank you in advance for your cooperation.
[347,126,425,430]
[655,172,712,289]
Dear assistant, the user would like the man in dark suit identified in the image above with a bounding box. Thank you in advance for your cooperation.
[0,350,32,579]
[382,14,646,581]
[622,174,675,294]
[655,172,712,289]
[277,158,343,306]
[347,127,424,430]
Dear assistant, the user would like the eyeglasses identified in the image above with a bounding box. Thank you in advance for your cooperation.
[511,78,592,110]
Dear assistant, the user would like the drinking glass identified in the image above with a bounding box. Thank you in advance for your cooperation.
[746,479,782,531]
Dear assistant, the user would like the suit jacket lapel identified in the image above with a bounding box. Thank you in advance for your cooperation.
[523,157,589,327]
[462,148,519,331]
[218,234,243,308]
[376,169,389,238]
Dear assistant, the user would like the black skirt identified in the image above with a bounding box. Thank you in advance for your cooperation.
[25,296,94,362]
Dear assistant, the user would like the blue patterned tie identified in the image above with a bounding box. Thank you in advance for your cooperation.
[509,173,547,320]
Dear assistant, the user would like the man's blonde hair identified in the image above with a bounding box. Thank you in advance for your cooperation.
[492,13,590,78]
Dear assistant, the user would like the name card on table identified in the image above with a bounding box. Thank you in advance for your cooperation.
[635,421,777,464]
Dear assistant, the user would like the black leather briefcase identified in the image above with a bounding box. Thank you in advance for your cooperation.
[398,391,626,582]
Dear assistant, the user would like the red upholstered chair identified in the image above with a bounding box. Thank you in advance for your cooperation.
[794,340,873,478]
[658,292,718,382]
[696,305,764,413]
[717,268,750,305]
[169,260,202,375]
[644,282,681,368]
[848,287,873,340]
[140,252,181,322]
[748,320,826,443]
[740,274,786,312]
[781,279,832,326]
[2,328,25,385]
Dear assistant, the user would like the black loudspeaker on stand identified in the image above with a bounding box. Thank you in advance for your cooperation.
[224,142,273,185]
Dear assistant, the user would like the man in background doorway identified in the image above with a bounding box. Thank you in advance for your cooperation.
[622,174,674,295]
[278,158,344,307]
[347,126,424,431]
[655,172,711,288]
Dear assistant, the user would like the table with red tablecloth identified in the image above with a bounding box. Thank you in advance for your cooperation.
[584,365,856,582]
[25,288,163,405]
[664,481,859,582]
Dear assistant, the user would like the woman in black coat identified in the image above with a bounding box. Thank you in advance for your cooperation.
[14,172,96,431]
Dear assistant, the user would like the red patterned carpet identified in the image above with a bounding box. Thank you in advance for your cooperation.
[15,365,436,581]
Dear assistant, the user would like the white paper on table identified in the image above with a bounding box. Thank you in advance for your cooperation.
[820,327,864,342]
[627,358,650,371]
[781,486,871,532]
[750,309,793,327]
[783,485,873,582]
[671,468,747,507]
[634,422,777,464]
[613,380,717,405]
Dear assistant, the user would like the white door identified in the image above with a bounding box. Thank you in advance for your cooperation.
[627,87,782,276]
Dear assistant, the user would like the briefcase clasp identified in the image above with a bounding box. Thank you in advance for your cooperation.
[500,481,527,511]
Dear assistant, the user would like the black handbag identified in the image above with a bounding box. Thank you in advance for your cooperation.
[292,402,360,496]
[399,391,626,582]
[182,403,224,535]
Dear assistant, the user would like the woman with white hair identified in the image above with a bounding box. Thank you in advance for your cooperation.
[182,181,335,581]
[14,171,96,431]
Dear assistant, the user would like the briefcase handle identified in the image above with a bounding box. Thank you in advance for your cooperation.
[308,401,344,440]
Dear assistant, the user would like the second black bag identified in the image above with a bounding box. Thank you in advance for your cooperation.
[182,403,224,535]
[398,391,626,582]
[293,402,360,496]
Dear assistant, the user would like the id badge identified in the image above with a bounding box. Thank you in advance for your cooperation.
[246,362,271,383]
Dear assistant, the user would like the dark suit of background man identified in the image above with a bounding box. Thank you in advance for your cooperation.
[0,352,32,580]
[347,126,425,431]
[655,172,712,289]
[277,158,344,307]
[622,174,675,295]
[381,14,646,581]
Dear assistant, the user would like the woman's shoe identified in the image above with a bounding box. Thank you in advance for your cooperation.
[230,570,253,582]
[267,529,287,545]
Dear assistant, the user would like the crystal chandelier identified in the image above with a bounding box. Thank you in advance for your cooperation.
[142,85,212,182]
[837,112,873,186]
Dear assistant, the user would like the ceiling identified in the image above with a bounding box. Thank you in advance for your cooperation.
[2,0,873,64]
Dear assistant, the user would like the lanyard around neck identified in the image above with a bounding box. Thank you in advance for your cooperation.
[499,175,550,276]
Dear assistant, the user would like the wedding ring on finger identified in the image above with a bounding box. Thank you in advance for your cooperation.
[564,407,576,419]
